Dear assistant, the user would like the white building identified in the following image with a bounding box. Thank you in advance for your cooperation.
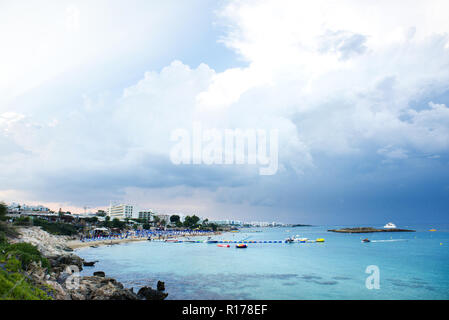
[7,202,50,214]
[210,219,243,226]
[138,211,154,221]
[107,204,135,220]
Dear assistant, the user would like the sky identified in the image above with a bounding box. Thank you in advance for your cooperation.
[1,0,449,224]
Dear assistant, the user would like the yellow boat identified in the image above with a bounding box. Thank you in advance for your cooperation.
[316,238,325,242]
[429,229,437,232]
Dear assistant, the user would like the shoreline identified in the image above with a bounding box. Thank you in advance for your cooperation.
[68,231,223,250]
[11,226,169,300]
[68,237,149,249]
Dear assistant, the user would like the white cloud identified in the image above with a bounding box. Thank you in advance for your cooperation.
[1,1,449,220]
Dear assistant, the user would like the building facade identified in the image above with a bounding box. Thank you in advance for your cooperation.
[138,211,154,221]
[107,204,134,220]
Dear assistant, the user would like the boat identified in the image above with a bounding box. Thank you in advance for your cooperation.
[429,229,437,232]
[217,244,230,248]
[383,222,397,229]
[362,238,370,243]
[206,240,218,243]
[165,239,179,243]
[315,238,325,242]
[236,244,247,248]
[285,235,306,243]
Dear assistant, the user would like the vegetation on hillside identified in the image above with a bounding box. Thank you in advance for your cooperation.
[0,227,53,300]
[32,218,79,236]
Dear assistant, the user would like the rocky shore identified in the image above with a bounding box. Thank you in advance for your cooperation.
[328,227,416,233]
[11,227,168,300]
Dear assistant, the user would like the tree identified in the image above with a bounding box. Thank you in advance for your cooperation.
[96,210,106,217]
[112,218,125,229]
[152,216,161,226]
[183,215,200,229]
[170,215,180,224]
[103,216,111,228]
[0,202,7,221]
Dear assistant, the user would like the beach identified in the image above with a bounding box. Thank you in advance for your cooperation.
[67,237,149,249]
[67,231,223,249]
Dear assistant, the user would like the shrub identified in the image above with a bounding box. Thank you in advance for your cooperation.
[13,216,31,226]
[0,202,7,221]
[32,218,79,236]
[3,242,50,270]
[0,268,52,300]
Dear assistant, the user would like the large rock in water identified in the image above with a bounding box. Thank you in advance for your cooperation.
[93,271,106,277]
[48,254,84,272]
[137,286,168,300]
[67,276,140,300]
[157,280,165,291]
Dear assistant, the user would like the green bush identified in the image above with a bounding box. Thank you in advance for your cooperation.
[0,231,6,244]
[13,216,31,226]
[33,218,79,236]
[2,242,50,271]
[0,203,7,221]
[0,268,52,300]
[0,221,18,239]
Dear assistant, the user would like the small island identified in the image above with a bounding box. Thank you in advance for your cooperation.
[328,227,416,233]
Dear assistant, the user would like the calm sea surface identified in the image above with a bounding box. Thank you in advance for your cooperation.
[76,224,449,299]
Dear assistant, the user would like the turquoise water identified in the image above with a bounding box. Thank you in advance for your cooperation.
[76,224,449,299]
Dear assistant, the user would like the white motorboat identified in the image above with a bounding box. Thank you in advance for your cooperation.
[383,222,397,229]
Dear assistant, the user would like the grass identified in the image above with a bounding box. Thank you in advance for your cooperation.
[0,231,53,300]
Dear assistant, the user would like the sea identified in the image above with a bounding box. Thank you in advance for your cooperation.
[75,224,449,299]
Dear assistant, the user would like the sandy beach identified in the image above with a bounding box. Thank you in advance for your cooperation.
[67,237,149,249]
[67,231,223,249]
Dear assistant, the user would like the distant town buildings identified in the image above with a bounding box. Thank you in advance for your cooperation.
[210,219,285,227]
[5,201,286,227]
[138,210,154,221]
[7,202,50,214]
[107,204,135,220]
[210,219,243,226]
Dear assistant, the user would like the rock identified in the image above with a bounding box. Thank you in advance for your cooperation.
[71,276,139,300]
[13,226,165,300]
[46,280,71,300]
[12,227,72,256]
[27,261,46,281]
[157,280,165,291]
[137,286,168,300]
[83,261,97,267]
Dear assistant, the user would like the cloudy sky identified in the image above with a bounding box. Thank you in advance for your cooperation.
[1,0,449,224]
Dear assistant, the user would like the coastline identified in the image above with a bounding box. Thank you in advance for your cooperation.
[68,231,223,250]
[67,237,149,249]
[10,226,169,300]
